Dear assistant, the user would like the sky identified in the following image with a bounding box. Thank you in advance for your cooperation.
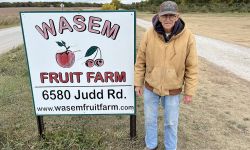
[0,0,144,4]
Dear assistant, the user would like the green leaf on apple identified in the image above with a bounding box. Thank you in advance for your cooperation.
[85,46,99,57]
[56,41,64,47]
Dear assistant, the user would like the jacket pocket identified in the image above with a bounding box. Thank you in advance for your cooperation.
[145,67,161,88]
[163,69,181,89]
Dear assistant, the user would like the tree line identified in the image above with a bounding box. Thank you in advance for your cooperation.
[122,0,250,12]
[121,0,250,13]
[0,0,249,12]
[0,2,101,8]
[139,0,249,5]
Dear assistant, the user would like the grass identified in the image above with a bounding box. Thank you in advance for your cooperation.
[0,7,100,29]
[0,15,20,29]
[0,47,108,149]
[136,11,250,48]
[0,26,148,150]
[136,11,250,21]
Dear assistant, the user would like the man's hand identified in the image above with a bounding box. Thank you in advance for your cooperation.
[135,86,143,97]
[183,95,192,104]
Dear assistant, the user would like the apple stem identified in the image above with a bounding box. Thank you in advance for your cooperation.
[73,50,81,53]
[61,42,70,51]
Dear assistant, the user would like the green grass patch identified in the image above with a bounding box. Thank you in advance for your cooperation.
[0,15,20,29]
[0,46,107,149]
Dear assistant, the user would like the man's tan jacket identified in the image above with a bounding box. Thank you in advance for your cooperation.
[134,26,198,96]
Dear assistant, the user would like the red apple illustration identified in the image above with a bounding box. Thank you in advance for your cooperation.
[56,51,75,68]
[55,41,75,68]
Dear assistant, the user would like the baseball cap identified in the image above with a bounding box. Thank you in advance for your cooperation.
[158,1,178,16]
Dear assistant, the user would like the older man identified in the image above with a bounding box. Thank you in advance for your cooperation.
[134,1,198,150]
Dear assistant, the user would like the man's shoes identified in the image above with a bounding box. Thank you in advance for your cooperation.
[143,137,158,150]
[144,146,158,150]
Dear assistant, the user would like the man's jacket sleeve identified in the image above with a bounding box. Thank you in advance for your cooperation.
[134,31,148,87]
[184,34,198,96]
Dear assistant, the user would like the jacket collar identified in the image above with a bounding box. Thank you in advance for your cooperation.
[152,14,185,42]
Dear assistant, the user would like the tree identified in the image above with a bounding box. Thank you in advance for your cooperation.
[111,0,121,10]
[101,3,116,10]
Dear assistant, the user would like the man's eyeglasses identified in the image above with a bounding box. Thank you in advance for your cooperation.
[160,14,177,21]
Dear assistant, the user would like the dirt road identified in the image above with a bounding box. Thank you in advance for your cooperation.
[0,26,22,55]
[136,18,250,82]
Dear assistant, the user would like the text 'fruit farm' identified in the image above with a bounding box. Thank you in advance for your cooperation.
[40,71,126,83]
[35,15,120,40]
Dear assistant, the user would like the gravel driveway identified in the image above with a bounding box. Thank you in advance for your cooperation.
[0,26,23,55]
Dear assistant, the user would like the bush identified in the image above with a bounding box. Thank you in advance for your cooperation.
[101,3,116,10]
[0,15,20,27]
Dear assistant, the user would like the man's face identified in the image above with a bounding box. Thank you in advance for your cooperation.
[159,14,179,32]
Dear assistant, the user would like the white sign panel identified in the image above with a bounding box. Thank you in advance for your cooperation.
[20,11,135,115]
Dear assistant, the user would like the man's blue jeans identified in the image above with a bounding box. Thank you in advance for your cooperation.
[144,87,181,150]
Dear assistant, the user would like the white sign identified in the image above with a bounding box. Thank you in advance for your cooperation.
[20,11,135,115]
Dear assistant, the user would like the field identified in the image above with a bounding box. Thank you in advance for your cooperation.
[137,12,250,48]
[0,7,99,29]
[1,10,250,149]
